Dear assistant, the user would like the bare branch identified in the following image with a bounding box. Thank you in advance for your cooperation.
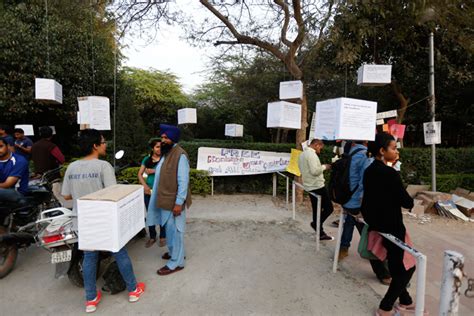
[288,0,305,58]
[273,0,292,47]
[199,0,285,61]
[214,40,240,46]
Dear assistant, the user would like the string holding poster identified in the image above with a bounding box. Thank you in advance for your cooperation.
[197,147,290,176]
[423,121,441,145]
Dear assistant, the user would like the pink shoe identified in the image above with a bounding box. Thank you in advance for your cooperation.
[129,282,146,302]
[85,291,102,313]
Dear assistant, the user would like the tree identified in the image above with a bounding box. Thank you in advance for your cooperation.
[114,0,337,149]
[121,67,189,132]
[323,0,474,145]
[0,0,118,152]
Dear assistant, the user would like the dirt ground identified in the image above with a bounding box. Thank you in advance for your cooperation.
[1,194,473,315]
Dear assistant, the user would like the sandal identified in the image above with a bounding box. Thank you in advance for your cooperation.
[394,303,429,315]
[159,238,166,247]
[145,239,156,248]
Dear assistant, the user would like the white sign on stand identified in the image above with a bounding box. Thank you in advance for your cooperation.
[15,125,34,136]
[77,96,111,130]
[357,64,392,86]
[423,121,441,145]
[267,101,301,130]
[225,124,243,137]
[197,147,290,176]
[314,97,377,141]
[279,80,303,100]
[177,108,197,124]
[35,78,63,104]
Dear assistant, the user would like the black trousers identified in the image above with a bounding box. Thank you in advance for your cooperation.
[351,218,391,280]
[309,187,334,236]
[380,237,415,311]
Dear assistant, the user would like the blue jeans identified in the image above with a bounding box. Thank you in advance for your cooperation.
[341,211,360,248]
[83,248,137,301]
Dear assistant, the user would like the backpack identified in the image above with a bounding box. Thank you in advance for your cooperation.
[328,148,364,205]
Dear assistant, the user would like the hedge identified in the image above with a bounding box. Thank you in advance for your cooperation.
[117,167,212,195]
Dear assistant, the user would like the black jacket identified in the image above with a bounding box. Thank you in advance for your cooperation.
[361,159,413,239]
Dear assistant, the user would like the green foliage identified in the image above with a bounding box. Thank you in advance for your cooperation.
[122,67,189,131]
[117,167,212,195]
[189,169,211,195]
[420,174,474,192]
[115,79,148,164]
[0,0,117,152]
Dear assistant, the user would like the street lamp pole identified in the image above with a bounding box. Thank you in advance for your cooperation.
[429,32,436,192]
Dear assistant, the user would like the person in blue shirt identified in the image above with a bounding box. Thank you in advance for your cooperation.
[0,137,29,195]
[14,128,33,160]
[338,140,391,285]
[147,124,192,276]
[0,124,15,152]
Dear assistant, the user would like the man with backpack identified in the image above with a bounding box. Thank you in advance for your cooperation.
[298,139,334,241]
[331,140,391,285]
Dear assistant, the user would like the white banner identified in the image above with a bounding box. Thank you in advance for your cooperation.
[197,147,290,176]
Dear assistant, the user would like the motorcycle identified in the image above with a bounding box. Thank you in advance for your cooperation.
[35,151,131,292]
[0,168,62,278]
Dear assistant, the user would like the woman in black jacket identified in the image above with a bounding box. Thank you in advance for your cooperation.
[361,133,415,316]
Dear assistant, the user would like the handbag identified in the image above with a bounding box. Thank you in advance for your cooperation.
[358,224,378,260]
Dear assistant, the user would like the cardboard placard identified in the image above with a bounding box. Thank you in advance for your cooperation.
[357,64,392,86]
[286,148,302,176]
[177,108,197,124]
[77,96,111,130]
[314,97,377,141]
[225,124,243,137]
[77,185,145,252]
[279,80,303,100]
[266,101,301,130]
[390,124,406,139]
[15,124,34,136]
[35,78,63,104]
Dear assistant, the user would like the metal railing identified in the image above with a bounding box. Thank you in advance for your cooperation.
[332,213,427,316]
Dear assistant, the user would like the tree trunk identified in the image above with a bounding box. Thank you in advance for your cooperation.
[391,81,409,147]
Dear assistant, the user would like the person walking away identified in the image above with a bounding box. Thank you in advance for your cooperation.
[13,128,33,161]
[147,124,192,275]
[138,138,166,248]
[362,133,416,316]
[31,126,64,178]
[338,141,391,285]
[61,129,145,313]
[298,139,334,241]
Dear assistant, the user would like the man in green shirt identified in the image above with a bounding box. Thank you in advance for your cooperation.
[298,139,334,240]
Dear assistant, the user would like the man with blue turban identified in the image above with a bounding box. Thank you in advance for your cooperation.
[147,124,192,275]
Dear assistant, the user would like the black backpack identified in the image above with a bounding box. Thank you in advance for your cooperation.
[328,148,364,205]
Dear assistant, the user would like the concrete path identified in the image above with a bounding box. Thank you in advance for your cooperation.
[1,194,472,315]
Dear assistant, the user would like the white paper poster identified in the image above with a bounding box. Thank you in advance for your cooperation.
[35,78,63,104]
[423,121,441,145]
[77,96,111,130]
[376,109,398,120]
[225,124,243,137]
[357,64,392,86]
[197,147,290,176]
[267,101,301,129]
[279,80,303,100]
[308,112,316,140]
[15,124,34,136]
[177,108,197,124]
[315,97,377,141]
[49,126,56,135]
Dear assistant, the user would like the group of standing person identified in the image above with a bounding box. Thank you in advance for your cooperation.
[0,124,64,196]
[299,133,418,316]
[60,124,191,313]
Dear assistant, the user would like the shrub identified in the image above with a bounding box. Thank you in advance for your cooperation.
[420,174,474,192]
[116,167,212,195]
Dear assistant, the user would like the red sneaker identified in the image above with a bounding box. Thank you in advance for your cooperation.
[85,291,102,313]
[129,282,146,302]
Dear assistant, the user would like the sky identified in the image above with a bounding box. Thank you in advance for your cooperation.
[122,2,210,94]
